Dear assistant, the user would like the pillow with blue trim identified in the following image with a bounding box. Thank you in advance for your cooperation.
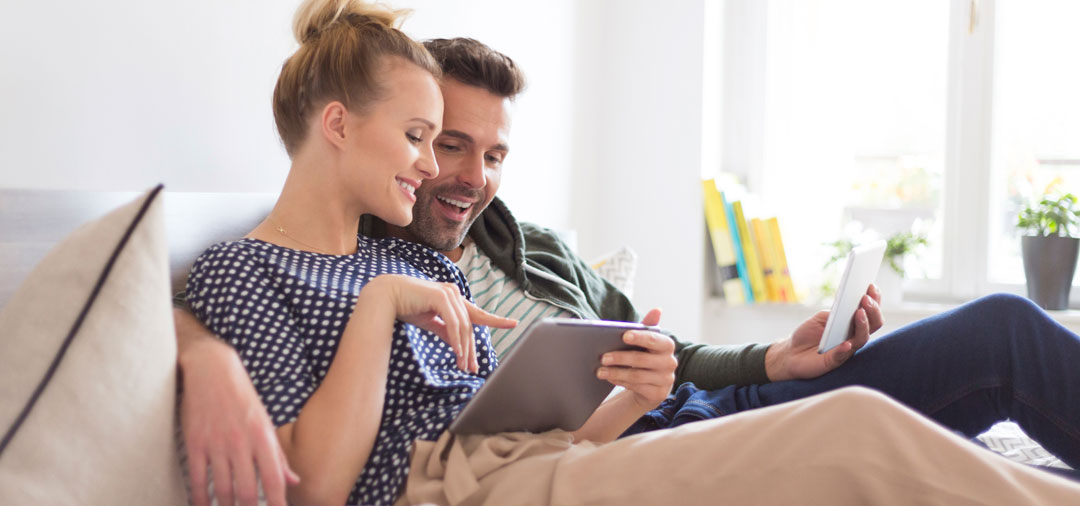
[0,186,187,505]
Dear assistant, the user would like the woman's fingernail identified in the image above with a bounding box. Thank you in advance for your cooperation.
[602,354,612,365]
[597,368,608,379]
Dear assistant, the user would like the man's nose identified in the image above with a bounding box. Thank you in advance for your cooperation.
[458,154,486,188]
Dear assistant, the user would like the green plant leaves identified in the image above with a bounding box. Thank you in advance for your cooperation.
[823,231,928,277]
[1017,193,1080,237]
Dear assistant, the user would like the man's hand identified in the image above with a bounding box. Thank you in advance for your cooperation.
[596,308,677,410]
[764,284,884,382]
[176,309,300,506]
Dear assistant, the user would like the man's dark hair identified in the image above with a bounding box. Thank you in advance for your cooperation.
[423,38,526,99]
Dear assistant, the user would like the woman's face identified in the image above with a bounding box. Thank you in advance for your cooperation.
[341,60,443,227]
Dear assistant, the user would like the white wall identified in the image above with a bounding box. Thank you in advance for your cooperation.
[0,1,297,192]
[0,0,708,339]
[570,0,707,339]
[0,0,578,230]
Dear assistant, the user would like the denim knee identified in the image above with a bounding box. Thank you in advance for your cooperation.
[970,292,1042,318]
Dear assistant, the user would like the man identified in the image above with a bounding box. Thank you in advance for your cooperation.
[175,38,1080,506]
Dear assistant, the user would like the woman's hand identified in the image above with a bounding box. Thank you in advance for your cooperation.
[597,308,677,410]
[571,308,677,443]
[367,275,516,373]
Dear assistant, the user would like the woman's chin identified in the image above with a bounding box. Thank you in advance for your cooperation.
[385,211,413,228]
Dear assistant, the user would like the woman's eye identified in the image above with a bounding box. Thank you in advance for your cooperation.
[406,133,423,144]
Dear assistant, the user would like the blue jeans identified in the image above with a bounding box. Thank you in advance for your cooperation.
[627,293,1080,471]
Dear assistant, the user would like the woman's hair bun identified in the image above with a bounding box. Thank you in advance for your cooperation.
[293,0,411,44]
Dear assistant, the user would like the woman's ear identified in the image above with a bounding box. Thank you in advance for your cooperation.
[320,101,348,151]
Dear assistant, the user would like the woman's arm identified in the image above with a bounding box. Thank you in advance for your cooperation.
[274,275,517,505]
[274,278,397,506]
[571,308,677,444]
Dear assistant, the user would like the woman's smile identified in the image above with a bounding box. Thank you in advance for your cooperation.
[396,177,420,204]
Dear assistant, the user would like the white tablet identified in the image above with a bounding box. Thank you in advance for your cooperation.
[449,318,657,435]
[818,240,887,354]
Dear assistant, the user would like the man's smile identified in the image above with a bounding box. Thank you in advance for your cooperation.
[434,194,479,222]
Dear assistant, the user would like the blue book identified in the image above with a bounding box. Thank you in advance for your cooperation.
[720,191,754,302]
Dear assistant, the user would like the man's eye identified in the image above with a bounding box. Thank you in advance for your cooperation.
[485,154,504,164]
[437,143,461,153]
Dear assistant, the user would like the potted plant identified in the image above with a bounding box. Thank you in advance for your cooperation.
[822,229,928,303]
[1017,193,1080,310]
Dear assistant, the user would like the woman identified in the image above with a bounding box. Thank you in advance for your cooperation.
[187,1,1080,505]
[186,0,521,503]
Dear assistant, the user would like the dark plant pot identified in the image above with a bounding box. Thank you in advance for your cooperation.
[1021,235,1080,310]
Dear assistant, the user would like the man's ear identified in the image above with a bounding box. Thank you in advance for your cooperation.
[320,101,348,151]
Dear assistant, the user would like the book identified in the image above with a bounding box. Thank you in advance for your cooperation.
[750,217,781,302]
[732,201,767,302]
[766,217,797,302]
[720,191,754,302]
[701,179,746,304]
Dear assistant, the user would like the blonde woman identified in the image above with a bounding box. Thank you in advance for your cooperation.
[184,1,518,503]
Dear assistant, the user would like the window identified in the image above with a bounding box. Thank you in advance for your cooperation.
[708,0,1080,305]
[987,1,1080,287]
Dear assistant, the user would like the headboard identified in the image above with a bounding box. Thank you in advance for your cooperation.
[0,189,277,309]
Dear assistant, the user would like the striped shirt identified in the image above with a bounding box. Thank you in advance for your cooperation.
[456,238,572,358]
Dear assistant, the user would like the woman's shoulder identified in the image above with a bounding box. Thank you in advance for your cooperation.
[189,238,282,280]
[361,235,469,288]
[193,238,266,264]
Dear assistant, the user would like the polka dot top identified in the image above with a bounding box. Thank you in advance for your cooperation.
[185,235,498,505]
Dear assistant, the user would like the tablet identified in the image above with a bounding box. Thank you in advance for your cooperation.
[449,318,656,435]
[817,240,887,354]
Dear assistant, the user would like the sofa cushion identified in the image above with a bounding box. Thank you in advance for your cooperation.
[0,185,187,505]
[591,246,638,298]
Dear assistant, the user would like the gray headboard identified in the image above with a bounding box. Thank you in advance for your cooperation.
[0,189,277,309]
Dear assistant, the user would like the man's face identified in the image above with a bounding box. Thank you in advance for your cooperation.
[390,78,513,256]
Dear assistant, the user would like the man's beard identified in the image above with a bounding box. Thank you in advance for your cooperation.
[404,183,485,253]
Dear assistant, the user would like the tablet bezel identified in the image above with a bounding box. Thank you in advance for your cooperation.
[817,240,887,354]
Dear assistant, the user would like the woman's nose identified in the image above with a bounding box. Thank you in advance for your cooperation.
[417,146,439,179]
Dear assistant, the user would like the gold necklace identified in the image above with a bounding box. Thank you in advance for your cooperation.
[266,218,338,255]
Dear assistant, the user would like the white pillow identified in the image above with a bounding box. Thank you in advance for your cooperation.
[591,246,638,298]
[0,186,187,505]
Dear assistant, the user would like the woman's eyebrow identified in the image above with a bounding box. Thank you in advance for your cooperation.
[410,118,437,129]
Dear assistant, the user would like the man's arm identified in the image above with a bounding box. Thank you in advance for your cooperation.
[508,221,775,389]
[675,285,885,388]
[175,307,299,506]
[672,340,773,390]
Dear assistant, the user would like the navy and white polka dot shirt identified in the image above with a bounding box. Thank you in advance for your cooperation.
[186,235,497,505]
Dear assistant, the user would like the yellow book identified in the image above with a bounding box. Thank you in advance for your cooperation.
[766,217,797,303]
[733,201,767,302]
[750,218,781,302]
[701,179,746,304]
